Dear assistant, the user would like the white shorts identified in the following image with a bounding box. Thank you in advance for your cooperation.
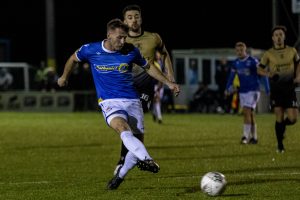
[239,91,260,109]
[99,98,144,134]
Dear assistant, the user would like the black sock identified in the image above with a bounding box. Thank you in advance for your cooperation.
[117,142,129,165]
[275,121,285,148]
[284,118,296,126]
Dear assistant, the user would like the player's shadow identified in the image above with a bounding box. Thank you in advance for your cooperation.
[179,186,248,197]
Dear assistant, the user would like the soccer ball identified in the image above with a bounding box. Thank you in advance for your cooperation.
[200,172,227,196]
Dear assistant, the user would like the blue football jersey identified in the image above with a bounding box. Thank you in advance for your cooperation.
[76,40,148,101]
[226,56,269,93]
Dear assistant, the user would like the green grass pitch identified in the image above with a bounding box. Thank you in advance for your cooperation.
[0,112,300,199]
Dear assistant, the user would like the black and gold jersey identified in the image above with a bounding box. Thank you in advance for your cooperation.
[126,31,162,63]
[126,31,163,78]
[260,46,299,85]
[126,31,164,107]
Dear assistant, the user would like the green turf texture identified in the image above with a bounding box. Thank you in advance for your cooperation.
[0,112,299,200]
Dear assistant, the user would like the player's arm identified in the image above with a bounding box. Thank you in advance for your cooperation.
[260,75,270,95]
[257,53,280,81]
[257,52,270,77]
[160,46,175,82]
[57,51,80,87]
[294,53,300,83]
[155,33,175,82]
[257,63,280,82]
[146,62,180,96]
[257,65,271,95]
[257,63,269,77]
[224,68,235,96]
[295,61,300,83]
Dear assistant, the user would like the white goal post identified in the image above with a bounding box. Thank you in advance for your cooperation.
[0,62,30,91]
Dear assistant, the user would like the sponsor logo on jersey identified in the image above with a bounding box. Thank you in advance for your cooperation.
[96,63,129,73]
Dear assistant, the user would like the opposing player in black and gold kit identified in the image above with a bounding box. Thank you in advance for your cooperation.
[258,25,300,153]
[112,4,176,175]
[123,4,175,111]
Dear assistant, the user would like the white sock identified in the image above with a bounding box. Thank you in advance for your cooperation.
[251,124,257,140]
[155,102,162,120]
[120,131,152,161]
[243,124,251,139]
[119,151,137,179]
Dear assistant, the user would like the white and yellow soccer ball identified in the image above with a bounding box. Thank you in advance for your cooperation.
[200,172,227,196]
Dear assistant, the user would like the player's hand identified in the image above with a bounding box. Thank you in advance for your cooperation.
[167,82,180,97]
[57,77,68,87]
[174,90,180,97]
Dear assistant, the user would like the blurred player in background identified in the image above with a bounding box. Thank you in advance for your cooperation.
[152,51,165,123]
[257,25,300,153]
[225,42,270,144]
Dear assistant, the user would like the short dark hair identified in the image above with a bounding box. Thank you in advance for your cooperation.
[235,41,246,48]
[122,4,141,17]
[107,18,129,33]
[271,25,287,35]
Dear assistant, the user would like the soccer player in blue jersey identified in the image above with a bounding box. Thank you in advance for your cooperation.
[225,42,270,144]
[57,18,180,190]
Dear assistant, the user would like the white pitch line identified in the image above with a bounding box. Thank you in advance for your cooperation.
[0,181,64,185]
[230,171,300,177]
[255,172,300,176]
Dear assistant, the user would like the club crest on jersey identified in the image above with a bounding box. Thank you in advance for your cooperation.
[117,63,129,73]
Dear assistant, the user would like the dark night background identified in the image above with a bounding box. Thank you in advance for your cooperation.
[1,0,299,70]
